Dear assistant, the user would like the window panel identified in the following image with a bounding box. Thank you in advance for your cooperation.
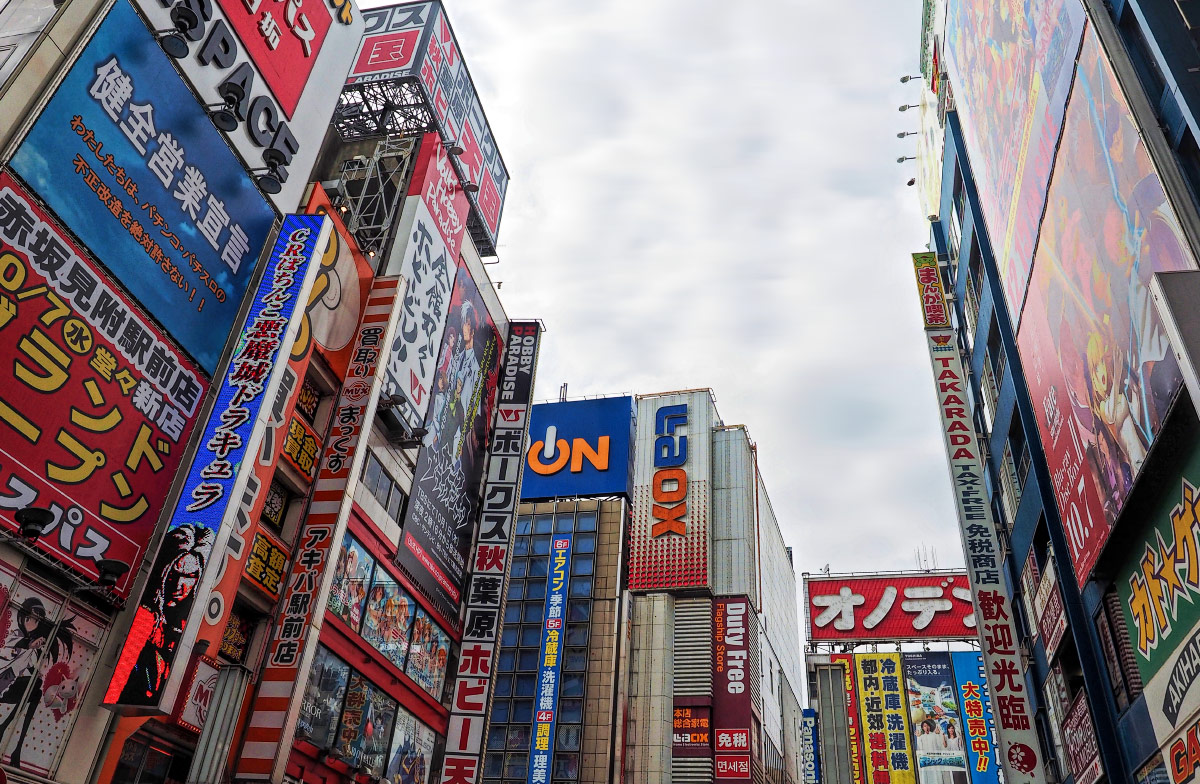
[571,555,593,576]
[568,577,592,598]
[554,513,573,533]
[574,512,597,532]
[558,699,583,723]
[574,534,595,554]
[533,514,553,534]
[520,625,542,648]
[510,558,528,578]
[515,515,533,535]
[515,673,536,697]
[567,599,590,623]
[557,725,582,752]
[511,699,534,723]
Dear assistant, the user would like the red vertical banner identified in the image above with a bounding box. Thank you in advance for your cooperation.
[714,597,753,781]
[831,653,866,784]
[236,276,403,781]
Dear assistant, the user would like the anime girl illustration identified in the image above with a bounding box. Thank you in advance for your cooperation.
[0,598,77,768]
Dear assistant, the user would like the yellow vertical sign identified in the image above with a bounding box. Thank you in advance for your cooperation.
[855,652,916,784]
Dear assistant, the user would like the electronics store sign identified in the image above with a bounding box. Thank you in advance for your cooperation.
[522,396,634,500]
[132,0,362,212]
[651,402,690,537]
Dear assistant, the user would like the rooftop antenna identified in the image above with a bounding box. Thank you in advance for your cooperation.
[821,564,830,576]
[559,382,568,402]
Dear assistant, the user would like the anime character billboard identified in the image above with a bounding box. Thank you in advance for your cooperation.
[1018,28,1197,582]
[386,705,436,784]
[397,260,501,621]
[944,0,1084,318]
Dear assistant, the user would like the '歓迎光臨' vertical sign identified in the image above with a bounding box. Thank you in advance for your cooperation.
[910,251,1048,784]
[437,320,541,784]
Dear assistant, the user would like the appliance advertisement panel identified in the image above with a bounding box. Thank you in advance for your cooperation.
[903,652,968,784]
[855,652,916,784]
[950,651,1001,784]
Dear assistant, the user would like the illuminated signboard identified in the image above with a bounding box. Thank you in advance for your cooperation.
[804,572,977,642]
[714,597,753,782]
[9,0,275,374]
[629,391,713,591]
[855,652,915,784]
[105,215,328,709]
[0,173,206,592]
[673,705,712,757]
[521,396,635,500]
[950,652,1001,784]
[526,536,571,784]
[800,708,821,784]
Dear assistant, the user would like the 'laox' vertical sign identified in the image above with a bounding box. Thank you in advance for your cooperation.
[652,404,688,536]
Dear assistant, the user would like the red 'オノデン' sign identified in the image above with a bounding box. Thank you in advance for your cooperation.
[805,573,977,642]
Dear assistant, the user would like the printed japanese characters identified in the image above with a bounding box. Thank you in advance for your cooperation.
[806,573,977,642]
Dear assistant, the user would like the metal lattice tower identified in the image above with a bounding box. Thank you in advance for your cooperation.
[336,135,416,257]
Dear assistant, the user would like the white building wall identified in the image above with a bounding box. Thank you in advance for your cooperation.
[711,426,757,603]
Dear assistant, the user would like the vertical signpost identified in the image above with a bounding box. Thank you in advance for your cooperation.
[439,320,541,784]
[910,251,1048,784]
[527,535,571,784]
[714,597,753,782]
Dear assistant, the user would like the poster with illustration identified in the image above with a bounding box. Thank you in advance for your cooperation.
[336,672,397,777]
[297,646,350,750]
[405,607,451,700]
[1018,28,1198,582]
[385,705,437,784]
[944,0,1085,316]
[397,260,503,622]
[361,568,416,670]
[903,652,968,784]
[327,535,375,630]
[0,564,105,778]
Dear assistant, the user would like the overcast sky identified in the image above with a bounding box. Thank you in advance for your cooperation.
[435,0,964,577]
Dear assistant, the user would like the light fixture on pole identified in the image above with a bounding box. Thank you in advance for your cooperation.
[896,131,917,138]
[897,156,916,163]
[898,104,919,112]
[447,141,465,156]
[463,181,480,193]
[13,507,52,541]
[899,75,921,84]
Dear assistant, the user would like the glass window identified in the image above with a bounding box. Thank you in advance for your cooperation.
[568,577,592,598]
[386,487,405,521]
[504,605,521,624]
[507,581,524,600]
[523,603,544,623]
[554,752,580,779]
[571,554,594,576]
[515,515,533,535]
[498,651,515,672]
[505,753,528,779]
[517,650,539,671]
[333,673,396,776]
[296,646,350,750]
[513,537,530,556]
[520,626,542,648]
[501,627,518,647]
[554,513,574,533]
[566,625,588,646]
[373,474,390,509]
[561,673,585,698]
[487,727,506,750]
[327,535,374,631]
[575,512,597,532]
[359,568,416,670]
[531,536,551,556]
[484,752,504,777]
[533,514,553,534]
[515,674,536,697]
[567,600,590,623]
[405,608,451,701]
[511,699,534,723]
[558,699,583,723]
[557,725,582,752]
[492,701,510,722]
[525,580,546,600]
[510,558,528,578]
[528,557,549,578]
[574,534,595,554]
[494,675,512,697]
[565,649,587,672]
[507,725,531,750]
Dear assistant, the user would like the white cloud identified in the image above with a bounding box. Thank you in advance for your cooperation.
[408,0,963,588]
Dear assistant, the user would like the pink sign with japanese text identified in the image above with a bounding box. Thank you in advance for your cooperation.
[804,573,977,642]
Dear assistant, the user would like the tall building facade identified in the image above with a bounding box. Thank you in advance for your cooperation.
[487,392,805,784]
[911,0,1200,783]
[0,0,532,782]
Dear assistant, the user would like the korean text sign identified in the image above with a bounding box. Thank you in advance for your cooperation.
[105,215,327,708]
[10,0,274,374]
[912,252,1049,784]
[0,174,205,594]
[527,536,571,784]
[522,396,636,500]
[806,573,977,642]
[440,321,541,784]
[714,597,753,782]
[950,651,1001,784]
[855,652,916,784]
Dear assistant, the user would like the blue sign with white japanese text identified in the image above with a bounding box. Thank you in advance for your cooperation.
[527,535,571,784]
[521,397,634,500]
[950,651,1001,784]
[105,215,325,708]
[10,0,274,374]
